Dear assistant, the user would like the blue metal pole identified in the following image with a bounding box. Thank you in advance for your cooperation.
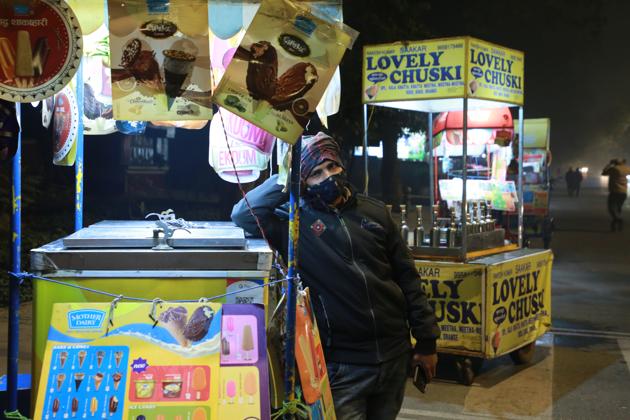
[75,59,84,231]
[284,137,302,411]
[8,102,22,411]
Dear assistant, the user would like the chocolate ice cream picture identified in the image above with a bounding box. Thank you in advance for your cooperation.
[244,41,278,101]
[270,62,318,111]
[159,306,189,347]
[118,38,162,89]
[162,49,196,99]
[183,306,215,343]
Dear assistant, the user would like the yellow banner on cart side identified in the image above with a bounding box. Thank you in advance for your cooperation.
[466,38,524,105]
[362,39,466,103]
[415,262,483,352]
[485,250,552,357]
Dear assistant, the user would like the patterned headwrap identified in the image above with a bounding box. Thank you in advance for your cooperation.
[300,132,344,183]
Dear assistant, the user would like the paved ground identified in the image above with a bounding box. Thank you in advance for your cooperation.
[400,185,630,419]
[2,184,630,419]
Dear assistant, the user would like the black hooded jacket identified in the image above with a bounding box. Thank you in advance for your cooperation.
[232,175,439,364]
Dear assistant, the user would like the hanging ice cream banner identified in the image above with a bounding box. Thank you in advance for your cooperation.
[108,0,213,121]
[34,302,271,420]
[0,99,19,161]
[41,95,53,128]
[0,0,82,103]
[209,108,272,184]
[52,83,79,166]
[213,0,357,144]
[66,0,105,36]
[83,24,116,135]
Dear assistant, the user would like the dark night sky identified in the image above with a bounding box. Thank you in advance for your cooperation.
[425,0,630,172]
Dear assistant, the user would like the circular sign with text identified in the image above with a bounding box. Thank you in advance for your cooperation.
[52,86,78,166]
[0,0,82,103]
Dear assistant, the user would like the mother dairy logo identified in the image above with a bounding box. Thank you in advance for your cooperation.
[67,309,107,330]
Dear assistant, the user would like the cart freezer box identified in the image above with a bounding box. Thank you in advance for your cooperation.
[30,220,273,393]
[415,248,552,358]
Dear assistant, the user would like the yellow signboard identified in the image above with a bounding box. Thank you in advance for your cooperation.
[467,38,524,105]
[34,302,271,419]
[363,38,466,103]
[362,37,524,106]
[485,250,552,357]
[416,262,484,352]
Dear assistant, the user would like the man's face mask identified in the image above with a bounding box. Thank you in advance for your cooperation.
[305,173,346,205]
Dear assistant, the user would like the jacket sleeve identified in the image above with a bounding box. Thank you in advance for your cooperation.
[231,174,289,253]
[384,209,440,354]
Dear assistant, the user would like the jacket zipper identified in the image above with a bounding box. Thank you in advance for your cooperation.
[338,215,382,360]
[318,295,333,347]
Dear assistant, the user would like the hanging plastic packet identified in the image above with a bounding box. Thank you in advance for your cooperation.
[41,96,54,128]
[212,0,358,144]
[0,99,19,161]
[116,120,147,135]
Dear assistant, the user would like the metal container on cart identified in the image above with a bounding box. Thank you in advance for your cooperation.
[414,248,552,384]
[30,220,273,392]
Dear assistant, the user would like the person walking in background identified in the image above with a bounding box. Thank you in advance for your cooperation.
[565,167,575,196]
[574,168,583,197]
[602,159,630,232]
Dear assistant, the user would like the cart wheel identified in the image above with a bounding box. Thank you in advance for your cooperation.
[455,357,475,386]
[509,341,536,365]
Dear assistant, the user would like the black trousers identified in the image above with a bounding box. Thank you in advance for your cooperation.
[608,192,627,230]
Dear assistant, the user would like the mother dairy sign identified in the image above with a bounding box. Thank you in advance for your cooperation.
[363,37,524,106]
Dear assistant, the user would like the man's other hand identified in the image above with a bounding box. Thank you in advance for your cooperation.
[412,352,438,382]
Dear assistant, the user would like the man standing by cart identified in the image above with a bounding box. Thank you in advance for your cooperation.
[232,132,439,420]
[602,158,630,231]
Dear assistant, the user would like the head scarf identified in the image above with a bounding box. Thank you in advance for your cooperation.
[300,132,344,183]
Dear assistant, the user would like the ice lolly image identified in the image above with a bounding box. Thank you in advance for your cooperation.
[183,306,215,343]
[226,380,236,404]
[162,49,196,107]
[0,37,16,81]
[71,397,78,417]
[365,84,378,100]
[492,330,501,354]
[244,372,257,404]
[89,397,98,416]
[159,306,190,347]
[74,372,85,391]
[77,350,87,368]
[191,367,207,400]
[15,30,33,77]
[58,351,68,369]
[112,371,122,391]
[114,351,123,367]
[93,372,104,391]
[191,407,207,420]
[96,350,105,368]
[242,324,254,360]
[32,37,50,77]
[56,373,66,391]
[108,396,119,415]
[52,398,60,418]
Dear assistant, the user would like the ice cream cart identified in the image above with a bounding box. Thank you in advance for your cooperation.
[30,219,273,393]
[362,37,553,384]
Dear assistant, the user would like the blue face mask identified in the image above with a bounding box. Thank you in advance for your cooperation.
[305,173,346,206]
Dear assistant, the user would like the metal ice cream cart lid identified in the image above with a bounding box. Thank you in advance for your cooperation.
[62,220,246,249]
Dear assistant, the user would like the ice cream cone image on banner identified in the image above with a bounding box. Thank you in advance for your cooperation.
[114,351,123,367]
[77,350,87,368]
[96,350,105,368]
[74,373,84,391]
[112,372,122,391]
[55,373,65,391]
[58,351,68,369]
[93,372,104,391]
[162,49,195,109]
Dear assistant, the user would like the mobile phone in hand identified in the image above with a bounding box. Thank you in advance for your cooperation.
[413,363,428,393]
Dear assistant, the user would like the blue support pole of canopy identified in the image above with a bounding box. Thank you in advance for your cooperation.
[75,59,85,232]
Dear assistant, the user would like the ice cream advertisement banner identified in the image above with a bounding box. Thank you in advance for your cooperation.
[438,178,518,212]
[362,38,466,104]
[83,24,116,135]
[295,289,336,419]
[213,0,357,144]
[209,107,273,184]
[467,38,524,106]
[0,0,83,103]
[485,251,552,357]
[34,302,271,420]
[52,83,79,166]
[416,262,484,352]
[108,0,213,121]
